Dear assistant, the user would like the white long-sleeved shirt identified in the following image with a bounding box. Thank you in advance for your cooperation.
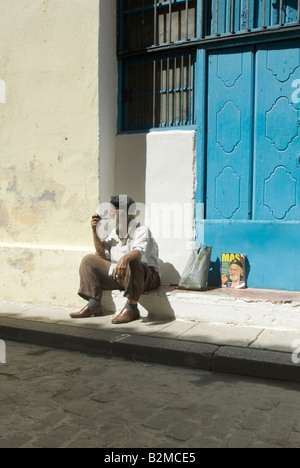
[102,224,160,277]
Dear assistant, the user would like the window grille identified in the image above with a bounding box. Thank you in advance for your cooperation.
[119,0,300,53]
[206,0,300,37]
[118,0,300,132]
[120,0,197,53]
[119,1,196,131]
[121,53,195,131]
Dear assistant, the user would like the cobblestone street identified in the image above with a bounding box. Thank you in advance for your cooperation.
[1,341,300,448]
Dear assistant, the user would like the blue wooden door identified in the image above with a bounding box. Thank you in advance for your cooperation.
[254,40,300,221]
[203,40,300,290]
[206,42,300,221]
[206,48,254,220]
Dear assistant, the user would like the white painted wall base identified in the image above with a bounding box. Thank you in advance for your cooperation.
[115,130,197,287]
[146,130,197,285]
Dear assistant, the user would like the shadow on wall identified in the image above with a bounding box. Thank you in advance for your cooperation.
[208,258,221,286]
[101,258,180,321]
[139,292,176,321]
[102,287,176,321]
[115,134,147,204]
[159,259,180,286]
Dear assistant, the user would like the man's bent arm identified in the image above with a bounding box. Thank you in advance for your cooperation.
[123,249,142,264]
[91,215,107,259]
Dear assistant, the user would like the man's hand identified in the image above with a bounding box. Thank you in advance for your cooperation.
[221,275,228,285]
[113,250,142,282]
[113,256,128,281]
[91,214,107,259]
[91,214,101,232]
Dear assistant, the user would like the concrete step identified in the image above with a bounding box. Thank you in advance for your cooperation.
[102,287,300,332]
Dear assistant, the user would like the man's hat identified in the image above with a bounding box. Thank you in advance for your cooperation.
[230,258,244,269]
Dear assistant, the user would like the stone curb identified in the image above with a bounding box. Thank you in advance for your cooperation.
[1,316,300,383]
[212,346,300,383]
[0,319,217,371]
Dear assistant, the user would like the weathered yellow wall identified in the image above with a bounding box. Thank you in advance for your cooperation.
[0,0,101,306]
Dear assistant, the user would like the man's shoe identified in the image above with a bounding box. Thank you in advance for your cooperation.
[70,305,104,319]
[112,307,140,324]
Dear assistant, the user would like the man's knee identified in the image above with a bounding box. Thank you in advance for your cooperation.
[80,254,105,276]
[80,254,96,270]
[80,254,111,279]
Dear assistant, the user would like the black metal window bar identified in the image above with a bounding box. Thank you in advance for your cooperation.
[119,1,300,54]
[121,52,195,131]
[207,0,300,37]
[119,1,197,131]
[120,0,197,53]
[118,1,300,131]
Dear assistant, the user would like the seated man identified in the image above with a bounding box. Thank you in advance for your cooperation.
[71,195,161,324]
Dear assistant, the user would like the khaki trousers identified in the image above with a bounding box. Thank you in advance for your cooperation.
[78,254,161,304]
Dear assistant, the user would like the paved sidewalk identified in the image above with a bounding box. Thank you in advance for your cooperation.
[0,300,300,383]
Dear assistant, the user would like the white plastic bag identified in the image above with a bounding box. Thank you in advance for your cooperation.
[178,244,212,291]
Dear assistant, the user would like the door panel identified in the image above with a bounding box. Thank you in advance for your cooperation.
[200,40,300,291]
[206,48,253,220]
[254,41,300,221]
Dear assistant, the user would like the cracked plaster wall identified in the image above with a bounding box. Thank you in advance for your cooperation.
[0,0,103,306]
